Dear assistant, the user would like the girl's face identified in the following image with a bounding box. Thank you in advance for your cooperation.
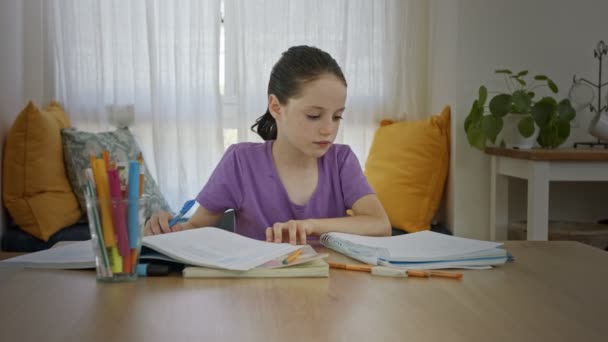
[271,73,347,158]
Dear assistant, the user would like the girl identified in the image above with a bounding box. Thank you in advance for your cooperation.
[144,45,391,244]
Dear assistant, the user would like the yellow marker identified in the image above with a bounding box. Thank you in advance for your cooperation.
[92,159,116,247]
[109,247,123,274]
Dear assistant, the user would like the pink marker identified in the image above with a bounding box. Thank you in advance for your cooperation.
[108,169,130,260]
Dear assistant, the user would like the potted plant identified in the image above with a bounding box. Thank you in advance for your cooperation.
[464,69,576,149]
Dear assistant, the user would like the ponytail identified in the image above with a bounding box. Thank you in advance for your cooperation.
[250,110,277,140]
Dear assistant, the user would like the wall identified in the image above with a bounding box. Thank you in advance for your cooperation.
[0,0,25,241]
[429,0,608,239]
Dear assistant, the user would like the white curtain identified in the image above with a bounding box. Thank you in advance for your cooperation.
[45,0,223,211]
[225,0,430,162]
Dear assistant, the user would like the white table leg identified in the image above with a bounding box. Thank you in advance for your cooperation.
[527,161,550,241]
[490,156,509,241]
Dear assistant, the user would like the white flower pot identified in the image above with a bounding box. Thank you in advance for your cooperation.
[500,113,539,149]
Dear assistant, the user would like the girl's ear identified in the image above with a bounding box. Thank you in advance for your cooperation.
[268,94,282,120]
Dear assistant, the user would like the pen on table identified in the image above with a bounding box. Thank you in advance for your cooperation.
[328,262,463,279]
[168,199,196,228]
[407,269,463,279]
[282,249,303,265]
[328,262,373,272]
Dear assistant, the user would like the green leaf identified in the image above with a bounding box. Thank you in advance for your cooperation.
[516,78,526,87]
[489,94,512,117]
[495,69,513,74]
[547,79,559,93]
[537,123,557,148]
[517,70,529,77]
[541,96,558,107]
[512,90,532,113]
[464,100,483,131]
[556,118,571,140]
[482,115,503,143]
[534,75,548,81]
[558,99,576,121]
[466,124,486,150]
[478,86,488,106]
[527,91,535,99]
[517,116,536,138]
[531,99,554,127]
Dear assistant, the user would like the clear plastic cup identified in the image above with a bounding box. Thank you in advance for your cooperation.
[85,193,148,282]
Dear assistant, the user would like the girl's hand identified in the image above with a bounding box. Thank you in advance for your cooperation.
[144,211,173,236]
[265,219,317,245]
[144,211,196,236]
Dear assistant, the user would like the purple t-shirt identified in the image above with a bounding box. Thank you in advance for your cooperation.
[196,141,374,240]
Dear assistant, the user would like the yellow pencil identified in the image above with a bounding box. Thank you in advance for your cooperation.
[282,249,302,265]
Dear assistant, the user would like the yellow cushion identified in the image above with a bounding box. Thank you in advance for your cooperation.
[365,106,450,233]
[2,101,81,241]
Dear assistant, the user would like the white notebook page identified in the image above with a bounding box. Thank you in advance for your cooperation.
[323,230,504,262]
[142,227,301,270]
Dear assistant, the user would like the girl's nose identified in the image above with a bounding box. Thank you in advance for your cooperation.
[319,117,337,136]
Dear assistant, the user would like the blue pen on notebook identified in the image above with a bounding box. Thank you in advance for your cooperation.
[168,199,196,228]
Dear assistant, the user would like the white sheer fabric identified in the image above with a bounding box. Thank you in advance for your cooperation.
[44,0,429,209]
[46,0,223,210]
[225,0,430,162]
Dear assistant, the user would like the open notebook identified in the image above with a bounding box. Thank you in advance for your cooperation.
[182,246,329,278]
[320,230,509,269]
[0,227,327,272]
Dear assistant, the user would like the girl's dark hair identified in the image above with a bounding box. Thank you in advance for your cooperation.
[251,45,347,140]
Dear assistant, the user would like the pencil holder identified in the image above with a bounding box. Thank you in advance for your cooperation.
[85,193,148,282]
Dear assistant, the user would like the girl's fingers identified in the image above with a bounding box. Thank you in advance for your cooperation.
[265,227,273,242]
[158,212,172,234]
[288,221,298,245]
[273,223,283,243]
[298,226,307,245]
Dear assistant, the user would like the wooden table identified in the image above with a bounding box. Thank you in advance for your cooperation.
[485,147,608,241]
[1,241,608,342]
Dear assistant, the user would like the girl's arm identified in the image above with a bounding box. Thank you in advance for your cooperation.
[309,194,391,236]
[178,205,223,231]
[266,194,391,244]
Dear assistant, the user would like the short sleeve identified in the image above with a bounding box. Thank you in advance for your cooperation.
[196,145,243,213]
[339,146,375,208]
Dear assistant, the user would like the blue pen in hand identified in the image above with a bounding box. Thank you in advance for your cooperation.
[168,199,196,228]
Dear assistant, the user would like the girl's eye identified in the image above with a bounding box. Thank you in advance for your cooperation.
[333,116,343,121]
[306,114,321,120]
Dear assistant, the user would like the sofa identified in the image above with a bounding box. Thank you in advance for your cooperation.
[2,102,452,251]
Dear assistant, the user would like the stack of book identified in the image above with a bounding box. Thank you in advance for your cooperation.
[320,230,509,269]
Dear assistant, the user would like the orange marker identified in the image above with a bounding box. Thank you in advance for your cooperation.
[102,150,110,169]
[89,154,96,168]
[137,153,144,197]
[131,249,138,269]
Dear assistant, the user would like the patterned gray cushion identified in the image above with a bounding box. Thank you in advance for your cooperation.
[61,127,172,220]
